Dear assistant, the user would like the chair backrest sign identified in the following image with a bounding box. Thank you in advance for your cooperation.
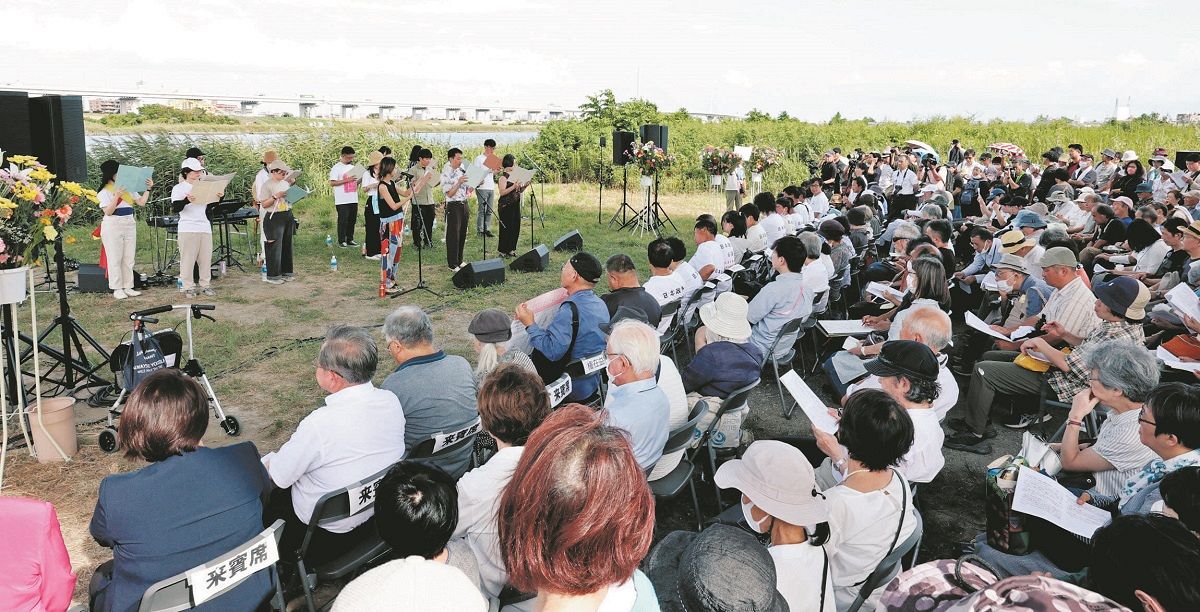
[430,419,483,454]
[346,474,386,516]
[581,353,608,375]
[184,526,280,606]
[727,263,745,273]
[547,374,572,407]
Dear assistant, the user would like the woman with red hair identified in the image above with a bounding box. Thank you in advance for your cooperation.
[498,403,659,611]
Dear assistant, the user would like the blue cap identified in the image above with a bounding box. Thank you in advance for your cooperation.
[988,187,1007,200]
[1013,209,1047,229]
[1135,181,1154,194]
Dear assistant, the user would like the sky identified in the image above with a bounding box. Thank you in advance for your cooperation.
[5,0,1198,122]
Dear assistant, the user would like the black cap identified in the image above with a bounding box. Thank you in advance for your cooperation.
[864,340,938,382]
[185,147,205,158]
[568,252,602,284]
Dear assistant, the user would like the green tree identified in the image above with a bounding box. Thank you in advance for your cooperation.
[579,89,617,123]
[776,110,791,121]
[746,108,771,122]
[612,98,662,132]
[829,112,845,124]
[666,107,692,121]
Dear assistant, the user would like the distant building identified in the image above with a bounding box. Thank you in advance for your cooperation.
[86,97,121,114]
[1177,113,1200,125]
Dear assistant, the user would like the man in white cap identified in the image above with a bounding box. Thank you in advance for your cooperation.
[714,440,834,612]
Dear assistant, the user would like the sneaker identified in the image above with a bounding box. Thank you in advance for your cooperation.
[339,242,349,248]
[113,289,128,300]
[282,274,296,282]
[264,277,285,285]
[346,240,359,247]
[943,432,993,455]
[201,288,217,296]
[1001,412,1052,430]
[185,289,197,298]
[365,254,382,260]
[124,288,142,297]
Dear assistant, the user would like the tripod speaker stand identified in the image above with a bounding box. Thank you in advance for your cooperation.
[607,165,639,229]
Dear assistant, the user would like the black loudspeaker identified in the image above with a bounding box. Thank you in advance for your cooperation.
[612,131,635,165]
[76,264,109,293]
[510,244,549,272]
[552,230,583,252]
[0,91,32,157]
[28,95,87,183]
[452,258,506,289]
[600,135,607,148]
[639,124,668,154]
[1174,150,1200,170]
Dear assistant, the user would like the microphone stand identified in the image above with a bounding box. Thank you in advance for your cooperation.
[396,166,442,298]
[522,153,546,229]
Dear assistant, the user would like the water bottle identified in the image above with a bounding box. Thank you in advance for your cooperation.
[330,255,338,272]
[176,277,183,291]
[325,234,334,248]
[260,262,267,281]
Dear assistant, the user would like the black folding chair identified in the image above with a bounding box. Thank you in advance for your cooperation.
[648,400,709,530]
[764,318,807,419]
[138,520,287,612]
[689,379,760,512]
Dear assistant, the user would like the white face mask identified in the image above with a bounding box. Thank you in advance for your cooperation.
[997,279,1013,292]
[906,273,918,288]
[741,500,769,533]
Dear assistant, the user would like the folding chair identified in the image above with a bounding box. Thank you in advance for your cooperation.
[295,464,397,612]
[657,299,684,363]
[679,283,717,359]
[845,255,864,305]
[406,418,483,460]
[564,351,609,407]
[689,379,760,512]
[845,507,924,612]
[138,520,287,612]
[648,400,709,530]
[796,290,829,373]
[764,318,807,418]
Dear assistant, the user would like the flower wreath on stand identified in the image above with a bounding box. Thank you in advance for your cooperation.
[0,154,92,271]
[700,146,739,187]
[749,146,781,178]
[628,140,675,187]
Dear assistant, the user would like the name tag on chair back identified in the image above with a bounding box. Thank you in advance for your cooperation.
[581,352,608,375]
[547,374,573,407]
[186,526,281,606]
[431,419,483,454]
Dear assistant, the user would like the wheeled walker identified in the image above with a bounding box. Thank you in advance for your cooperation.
[98,303,239,452]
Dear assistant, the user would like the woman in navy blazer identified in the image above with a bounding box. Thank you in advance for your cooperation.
[89,369,272,612]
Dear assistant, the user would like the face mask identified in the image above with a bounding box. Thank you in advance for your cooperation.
[906,273,918,288]
[741,500,769,533]
[997,279,1013,292]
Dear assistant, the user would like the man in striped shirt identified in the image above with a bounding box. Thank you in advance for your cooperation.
[945,273,1145,454]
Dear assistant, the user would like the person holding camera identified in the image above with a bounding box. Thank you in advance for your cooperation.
[999,158,1034,199]
[889,155,919,222]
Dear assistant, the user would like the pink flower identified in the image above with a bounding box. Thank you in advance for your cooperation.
[0,238,5,253]
[0,254,9,264]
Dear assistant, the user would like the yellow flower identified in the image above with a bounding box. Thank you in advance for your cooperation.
[59,181,84,197]
[40,217,51,225]
[0,197,15,209]
[29,167,55,182]
[65,235,77,245]
[82,188,100,204]
[6,155,38,166]
[14,183,40,201]
[43,225,58,241]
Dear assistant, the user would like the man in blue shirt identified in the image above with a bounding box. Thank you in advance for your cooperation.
[516,251,609,402]
[747,235,812,359]
[603,319,670,471]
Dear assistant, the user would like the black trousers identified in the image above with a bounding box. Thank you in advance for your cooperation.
[264,487,372,570]
[498,200,521,254]
[335,203,357,245]
[263,211,294,278]
[410,204,436,249]
[363,201,381,256]
[446,200,468,269]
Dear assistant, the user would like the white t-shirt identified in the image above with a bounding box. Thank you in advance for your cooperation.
[769,543,835,612]
[761,214,789,247]
[675,261,703,295]
[360,170,379,206]
[714,234,736,268]
[898,407,945,483]
[808,192,830,216]
[725,167,744,191]
[98,187,132,214]
[746,224,767,252]
[818,254,837,280]
[253,168,270,203]
[825,474,917,612]
[171,183,211,234]
[789,209,810,232]
[473,154,496,190]
[644,272,687,307]
[690,240,726,279]
[330,161,360,205]
[893,168,918,195]
[801,260,831,311]
[849,364,958,421]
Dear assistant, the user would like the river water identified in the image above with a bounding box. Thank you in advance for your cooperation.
[85,130,538,150]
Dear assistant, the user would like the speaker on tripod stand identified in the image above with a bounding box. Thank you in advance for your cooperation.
[607,131,639,228]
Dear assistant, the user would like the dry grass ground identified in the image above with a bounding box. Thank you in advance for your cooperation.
[1,183,1007,606]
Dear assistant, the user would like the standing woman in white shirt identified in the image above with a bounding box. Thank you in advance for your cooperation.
[360,149,385,260]
[170,163,220,297]
[97,159,152,300]
[809,388,917,611]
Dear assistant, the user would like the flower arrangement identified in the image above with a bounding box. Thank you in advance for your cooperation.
[750,146,782,174]
[700,146,739,176]
[628,140,674,176]
[0,154,94,270]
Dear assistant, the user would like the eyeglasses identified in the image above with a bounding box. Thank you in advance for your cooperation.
[1138,407,1156,427]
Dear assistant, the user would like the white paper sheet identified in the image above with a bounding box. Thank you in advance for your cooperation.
[780,370,839,433]
[188,173,233,205]
[980,271,998,292]
[285,169,302,183]
[344,165,367,180]
[1012,466,1111,539]
[842,336,861,350]
[965,311,1033,341]
[865,281,905,300]
[1165,283,1200,322]
[1156,346,1200,373]
[466,163,489,188]
[508,165,535,185]
[818,320,874,336]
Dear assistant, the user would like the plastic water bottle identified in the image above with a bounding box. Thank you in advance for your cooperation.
[330,255,338,272]
[176,277,183,291]
[260,262,267,281]
[325,234,334,248]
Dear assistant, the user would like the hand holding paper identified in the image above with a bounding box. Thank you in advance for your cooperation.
[780,370,839,433]
[115,165,155,195]
[1011,466,1111,539]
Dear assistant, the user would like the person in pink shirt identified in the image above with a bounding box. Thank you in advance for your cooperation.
[0,497,76,612]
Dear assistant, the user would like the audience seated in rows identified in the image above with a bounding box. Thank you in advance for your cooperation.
[468,308,536,387]
[746,235,813,360]
[602,253,662,328]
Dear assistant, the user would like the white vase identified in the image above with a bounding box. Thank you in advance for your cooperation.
[711,175,723,186]
[0,266,28,305]
[640,175,653,188]
[752,172,763,183]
